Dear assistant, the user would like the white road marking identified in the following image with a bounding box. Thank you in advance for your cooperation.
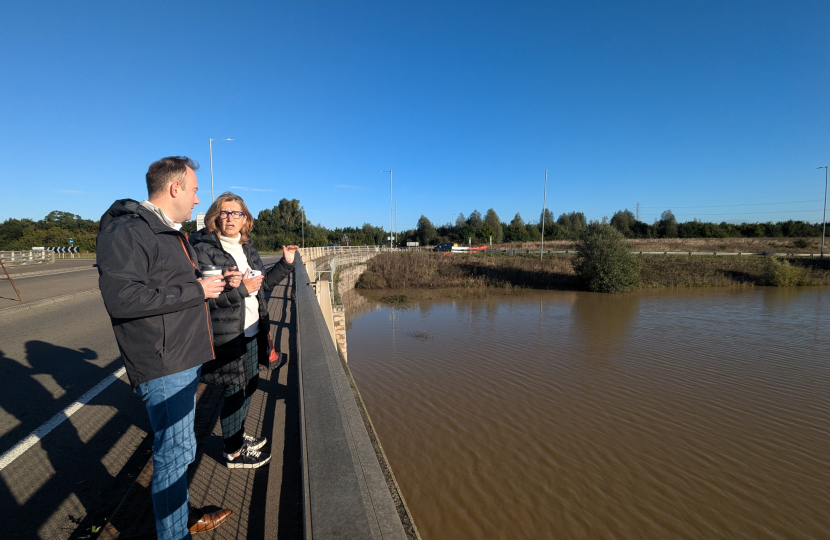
[0,366,127,471]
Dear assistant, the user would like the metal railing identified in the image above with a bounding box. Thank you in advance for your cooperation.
[413,248,829,258]
[299,245,381,262]
[0,250,55,265]
[329,252,378,277]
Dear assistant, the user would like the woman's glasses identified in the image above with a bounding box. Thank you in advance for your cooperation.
[219,211,244,220]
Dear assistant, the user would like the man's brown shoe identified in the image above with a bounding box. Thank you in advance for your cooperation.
[188,508,232,534]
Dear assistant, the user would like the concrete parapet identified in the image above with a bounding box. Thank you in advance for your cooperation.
[294,254,410,539]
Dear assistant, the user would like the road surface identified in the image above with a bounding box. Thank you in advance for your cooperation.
[0,256,281,539]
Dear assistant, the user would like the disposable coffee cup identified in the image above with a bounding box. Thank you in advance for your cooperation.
[201,265,223,282]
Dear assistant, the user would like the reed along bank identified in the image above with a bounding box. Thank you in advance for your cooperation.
[354,252,830,291]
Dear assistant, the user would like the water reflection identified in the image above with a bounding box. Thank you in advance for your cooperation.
[345,287,830,540]
[571,292,641,368]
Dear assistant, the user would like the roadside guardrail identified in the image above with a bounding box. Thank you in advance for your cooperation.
[1,250,55,265]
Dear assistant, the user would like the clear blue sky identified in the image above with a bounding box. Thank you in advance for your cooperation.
[2,0,828,229]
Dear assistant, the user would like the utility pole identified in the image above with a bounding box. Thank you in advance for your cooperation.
[379,170,393,249]
[209,138,234,202]
[636,202,641,222]
[541,169,548,260]
[819,166,828,258]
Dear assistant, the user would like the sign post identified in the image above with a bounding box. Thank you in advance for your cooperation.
[0,259,22,303]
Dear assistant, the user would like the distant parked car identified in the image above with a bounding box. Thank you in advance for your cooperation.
[434,243,454,252]
[325,243,338,247]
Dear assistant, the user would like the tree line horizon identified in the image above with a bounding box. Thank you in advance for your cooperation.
[0,201,827,253]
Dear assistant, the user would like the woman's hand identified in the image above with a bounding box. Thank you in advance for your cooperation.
[241,268,263,293]
[282,245,299,264]
[223,266,242,289]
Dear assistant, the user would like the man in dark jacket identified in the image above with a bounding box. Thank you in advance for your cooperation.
[97,157,234,539]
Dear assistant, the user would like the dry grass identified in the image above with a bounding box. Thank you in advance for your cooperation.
[356,252,577,290]
[640,256,830,287]
[357,252,830,290]
[496,237,826,254]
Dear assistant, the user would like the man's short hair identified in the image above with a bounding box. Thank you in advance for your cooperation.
[146,156,200,198]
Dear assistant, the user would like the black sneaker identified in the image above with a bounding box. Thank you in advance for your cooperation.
[224,446,271,469]
[243,433,267,451]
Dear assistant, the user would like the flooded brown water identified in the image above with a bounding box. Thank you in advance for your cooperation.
[342,287,830,540]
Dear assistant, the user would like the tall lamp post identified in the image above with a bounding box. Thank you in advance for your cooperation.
[541,169,548,260]
[301,208,305,249]
[819,166,828,258]
[209,138,234,202]
[379,170,393,249]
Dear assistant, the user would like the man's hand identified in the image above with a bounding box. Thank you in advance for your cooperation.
[241,268,263,293]
[282,245,299,264]
[198,276,225,299]
[224,266,242,289]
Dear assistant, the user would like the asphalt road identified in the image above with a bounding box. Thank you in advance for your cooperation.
[0,261,99,309]
[0,256,282,539]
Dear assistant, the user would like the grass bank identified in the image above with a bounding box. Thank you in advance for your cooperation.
[497,237,825,254]
[355,252,830,291]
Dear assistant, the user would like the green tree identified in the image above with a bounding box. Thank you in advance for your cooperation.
[504,213,529,242]
[416,215,438,245]
[539,208,556,240]
[480,223,494,244]
[526,222,541,241]
[467,210,483,230]
[484,208,504,243]
[610,209,637,237]
[557,211,586,239]
[657,209,678,238]
[575,222,640,293]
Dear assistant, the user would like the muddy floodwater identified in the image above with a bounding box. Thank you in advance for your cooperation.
[342,287,830,540]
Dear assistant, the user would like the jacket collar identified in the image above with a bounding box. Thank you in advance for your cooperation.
[140,200,181,231]
[99,199,184,235]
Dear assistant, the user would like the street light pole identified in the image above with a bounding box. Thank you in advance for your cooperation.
[379,170,392,249]
[301,208,305,249]
[541,169,548,260]
[819,166,828,258]
[209,138,234,202]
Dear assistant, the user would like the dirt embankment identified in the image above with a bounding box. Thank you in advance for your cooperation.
[356,252,830,291]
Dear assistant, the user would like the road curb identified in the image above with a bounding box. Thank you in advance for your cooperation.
[0,287,100,317]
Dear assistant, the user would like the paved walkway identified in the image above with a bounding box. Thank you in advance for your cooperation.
[99,274,302,540]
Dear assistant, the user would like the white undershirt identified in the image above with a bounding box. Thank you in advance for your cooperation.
[219,234,260,337]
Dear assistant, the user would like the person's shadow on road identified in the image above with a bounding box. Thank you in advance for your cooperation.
[0,341,151,539]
